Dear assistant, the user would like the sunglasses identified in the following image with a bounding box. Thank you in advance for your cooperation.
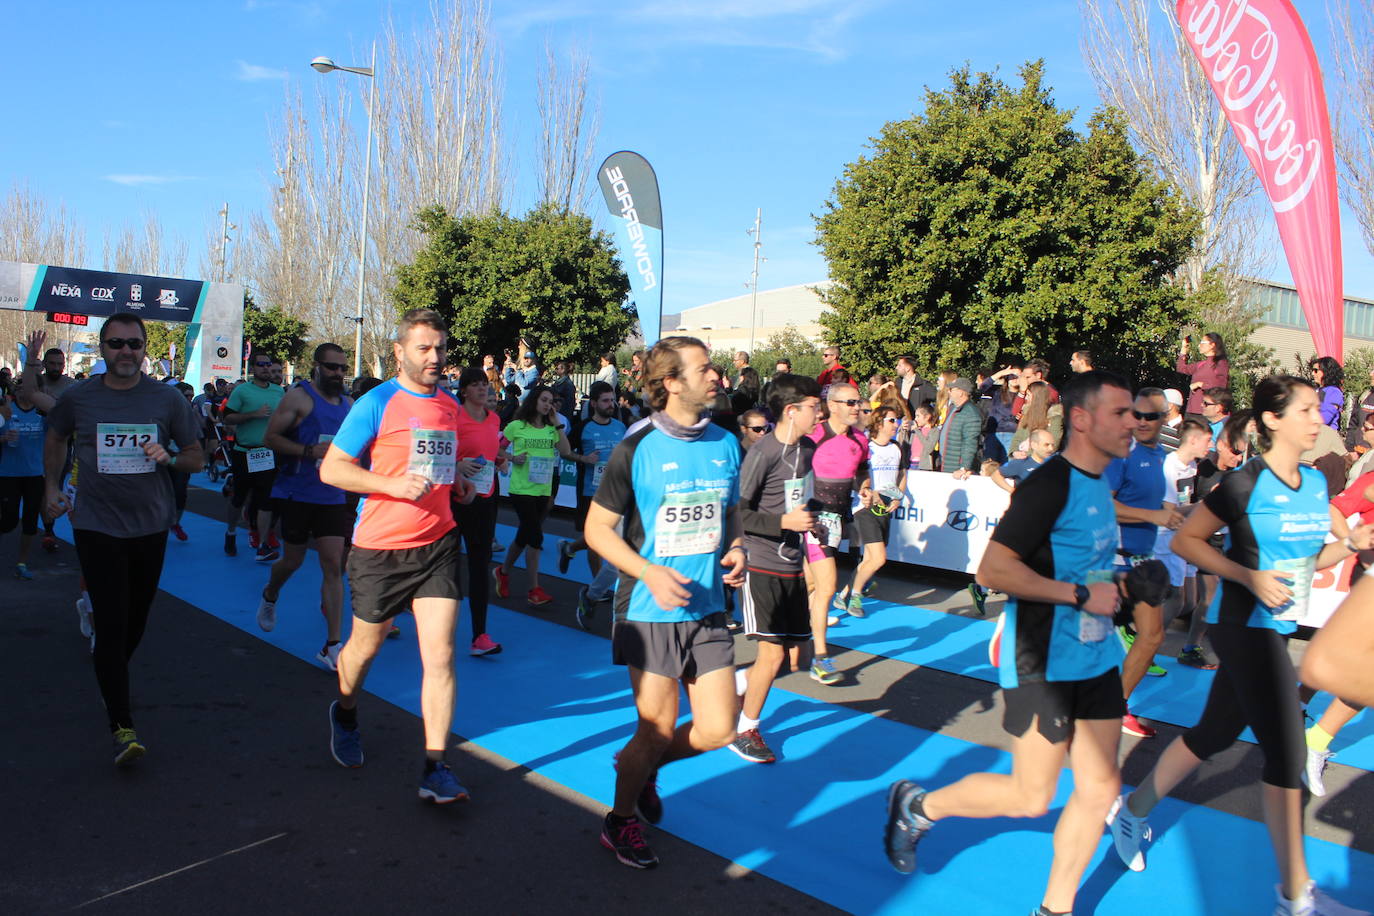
[103,338,144,350]
[318,361,349,372]
[1202,401,1217,407]
[745,424,772,434]
[830,398,863,407]
[1133,410,1162,421]
[253,360,273,367]
[883,416,899,423]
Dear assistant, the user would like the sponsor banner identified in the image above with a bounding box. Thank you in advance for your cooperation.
[496,461,579,509]
[1176,0,1344,359]
[29,264,205,323]
[887,471,1008,574]
[597,151,663,346]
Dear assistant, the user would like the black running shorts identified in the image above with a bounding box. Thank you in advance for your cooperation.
[1002,668,1125,744]
[346,529,460,623]
[611,613,735,680]
[741,568,811,643]
[850,506,891,546]
[277,499,353,545]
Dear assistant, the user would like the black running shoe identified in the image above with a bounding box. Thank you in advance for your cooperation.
[967,582,987,617]
[884,780,933,875]
[600,813,659,869]
[575,586,595,631]
[728,728,776,764]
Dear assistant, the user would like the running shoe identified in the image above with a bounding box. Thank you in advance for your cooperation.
[1121,712,1156,738]
[735,666,750,697]
[728,728,776,764]
[492,566,510,598]
[256,544,279,563]
[418,761,470,804]
[223,533,237,557]
[725,617,743,633]
[387,623,401,640]
[600,813,659,869]
[810,655,842,685]
[527,586,553,607]
[1274,880,1371,916]
[316,642,342,671]
[1303,747,1335,798]
[827,614,842,627]
[470,633,502,656]
[76,597,93,639]
[558,541,575,575]
[967,582,987,616]
[883,780,933,875]
[862,578,877,597]
[328,701,363,768]
[256,591,277,632]
[249,530,261,550]
[1145,662,1168,677]
[171,524,188,542]
[1118,626,1167,677]
[42,535,58,554]
[113,727,145,767]
[575,586,596,631]
[491,539,503,554]
[848,594,866,618]
[1106,794,1150,872]
[832,588,850,612]
[1176,646,1217,670]
[14,563,32,580]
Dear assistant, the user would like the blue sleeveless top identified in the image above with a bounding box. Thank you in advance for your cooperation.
[271,381,351,505]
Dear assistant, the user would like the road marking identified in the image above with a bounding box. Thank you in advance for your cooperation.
[71,832,288,909]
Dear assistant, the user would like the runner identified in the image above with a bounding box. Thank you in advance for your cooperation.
[254,343,353,671]
[3,333,58,579]
[806,381,871,684]
[493,384,597,607]
[1108,375,1371,916]
[883,369,1132,916]
[558,381,627,578]
[223,350,285,560]
[42,315,204,765]
[583,336,745,868]
[731,372,819,764]
[451,365,506,656]
[318,309,476,802]
[835,403,907,616]
[1156,419,1216,670]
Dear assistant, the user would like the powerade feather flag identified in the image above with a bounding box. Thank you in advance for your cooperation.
[597,151,663,346]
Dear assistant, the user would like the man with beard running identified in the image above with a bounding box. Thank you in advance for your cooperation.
[223,350,285,560]
[254,343,353,670]
[319,309,475,802]
[559,381,628,579]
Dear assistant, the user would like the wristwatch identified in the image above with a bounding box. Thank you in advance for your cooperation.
[1072,584,1091,609]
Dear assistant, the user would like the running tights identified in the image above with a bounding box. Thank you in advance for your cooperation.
[1181,621,1305,788]
[509,493,546,551]
[74,529,169,731]
[453,495,497,639]
[0,475,42,536]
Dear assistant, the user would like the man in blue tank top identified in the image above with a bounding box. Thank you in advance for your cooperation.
[253,344,354,670]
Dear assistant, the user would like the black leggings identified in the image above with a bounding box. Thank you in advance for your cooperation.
[1182,621,1305,788]
[453,495,497,638]
[74,529,169,731]
[509,493,547,551]
[170,469,189,516]
[0,475,43,536]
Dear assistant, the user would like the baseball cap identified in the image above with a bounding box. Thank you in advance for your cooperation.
[1163,388,1183,408]
[950,377,974,394]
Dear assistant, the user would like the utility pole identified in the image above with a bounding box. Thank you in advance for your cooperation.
[747,208,763,356]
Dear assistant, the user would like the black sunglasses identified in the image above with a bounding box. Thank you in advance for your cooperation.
[745,424,772,434]
[318,361,349,372]
[103,338,144,350]
[1133,410,1162,421]
[830,398,863,407]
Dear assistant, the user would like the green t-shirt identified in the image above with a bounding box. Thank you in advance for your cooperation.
[226,382,285,450]
[505,419,561,496]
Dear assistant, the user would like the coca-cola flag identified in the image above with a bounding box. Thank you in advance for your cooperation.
[1176,0,1343,359]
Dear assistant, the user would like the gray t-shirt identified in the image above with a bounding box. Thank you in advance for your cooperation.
[47,375,201,538]
[739,432,815,574]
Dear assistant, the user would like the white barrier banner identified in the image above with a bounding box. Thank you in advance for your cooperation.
[887,470,1010,574]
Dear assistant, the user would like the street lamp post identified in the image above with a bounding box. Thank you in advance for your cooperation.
[311,43,376,379]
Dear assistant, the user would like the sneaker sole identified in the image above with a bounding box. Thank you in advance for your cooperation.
[418,787,470,804]
[726,742,776,764]
[115,742,146,767]
[328,704,364,768]
[470,645,503,656]
[316,654,338,672]
[810,671,842,685]
[599,832,659,869]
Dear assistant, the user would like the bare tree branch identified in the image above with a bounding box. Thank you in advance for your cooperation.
[1331,0,1374,256]
[537,41,600,212]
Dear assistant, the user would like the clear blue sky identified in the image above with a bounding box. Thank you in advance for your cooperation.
[3,0,1370,321]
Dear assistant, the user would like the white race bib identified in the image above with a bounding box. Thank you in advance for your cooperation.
[526,455,556,486]
[590,460,607,492]
[1271,556,1316,622]
[246,447,275,473]
[655,489,724,557]
[1077,570,1115,643]
[468,460,495,494]
[96,423,157,475]
[408,429,456,485]
[314,433,334,469]
[783,475,810,513]
[816,511,843,548]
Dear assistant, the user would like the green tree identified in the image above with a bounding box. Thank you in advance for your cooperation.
[242,294,309,366]
[753,326,824,380]
[814,62,1200,387]
[392,203,633,367]
[143,321,186,369]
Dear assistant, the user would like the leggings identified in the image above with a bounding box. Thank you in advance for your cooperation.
[74,529,169,731]
[0,475,43,536]
[453,495,497,639]
[509,493,547,551]
[170,469,189,516]
[1182,621,1305,788]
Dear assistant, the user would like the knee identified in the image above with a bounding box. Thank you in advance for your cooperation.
[1011,781,1058,819]
[422,648,455,674]
[318,557,342,578]
[634,722,674,752]
[1079,774,1122,813]
[696,722,738,751]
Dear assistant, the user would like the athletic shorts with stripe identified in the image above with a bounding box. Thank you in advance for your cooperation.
[742,567,811,643]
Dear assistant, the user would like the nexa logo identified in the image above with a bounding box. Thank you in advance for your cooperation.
[91,287,115,301]
[603,165,658,292]
[50,283,81,298]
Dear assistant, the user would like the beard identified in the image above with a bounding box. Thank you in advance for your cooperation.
[318,374,345,396]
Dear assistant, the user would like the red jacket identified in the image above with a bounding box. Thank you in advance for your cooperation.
[1176,356,1230,414]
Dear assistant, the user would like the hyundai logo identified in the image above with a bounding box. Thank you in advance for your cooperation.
[946,510,978,531]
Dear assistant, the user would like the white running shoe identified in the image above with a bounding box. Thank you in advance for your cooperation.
[1106,794,1150,872]
[1274,880,1371,916]
[316,642,342,671]
[256,593,277,632]
[1302,747,1334,798]
[76,596,93,639]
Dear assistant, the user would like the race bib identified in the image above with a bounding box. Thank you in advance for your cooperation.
[526,455,556,486]
[655,489,724,557]
[1271,556,1316,622]
[96,423,157,475]
[590,461,607,492]
[1077,570,1115,643]
[408,428,456,485]
[246,447,275,473]
[816,511,843,548]
[314,433,334,469]
[783,475,809,513]
[468,460,495,494]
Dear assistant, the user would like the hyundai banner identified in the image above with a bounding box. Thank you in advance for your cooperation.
[597,151,663,346]
[1176,0,1344,359]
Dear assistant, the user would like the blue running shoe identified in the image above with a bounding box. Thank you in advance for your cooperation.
[418,761,469,804]
[329,701,363,768]
[884,780,933,874]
